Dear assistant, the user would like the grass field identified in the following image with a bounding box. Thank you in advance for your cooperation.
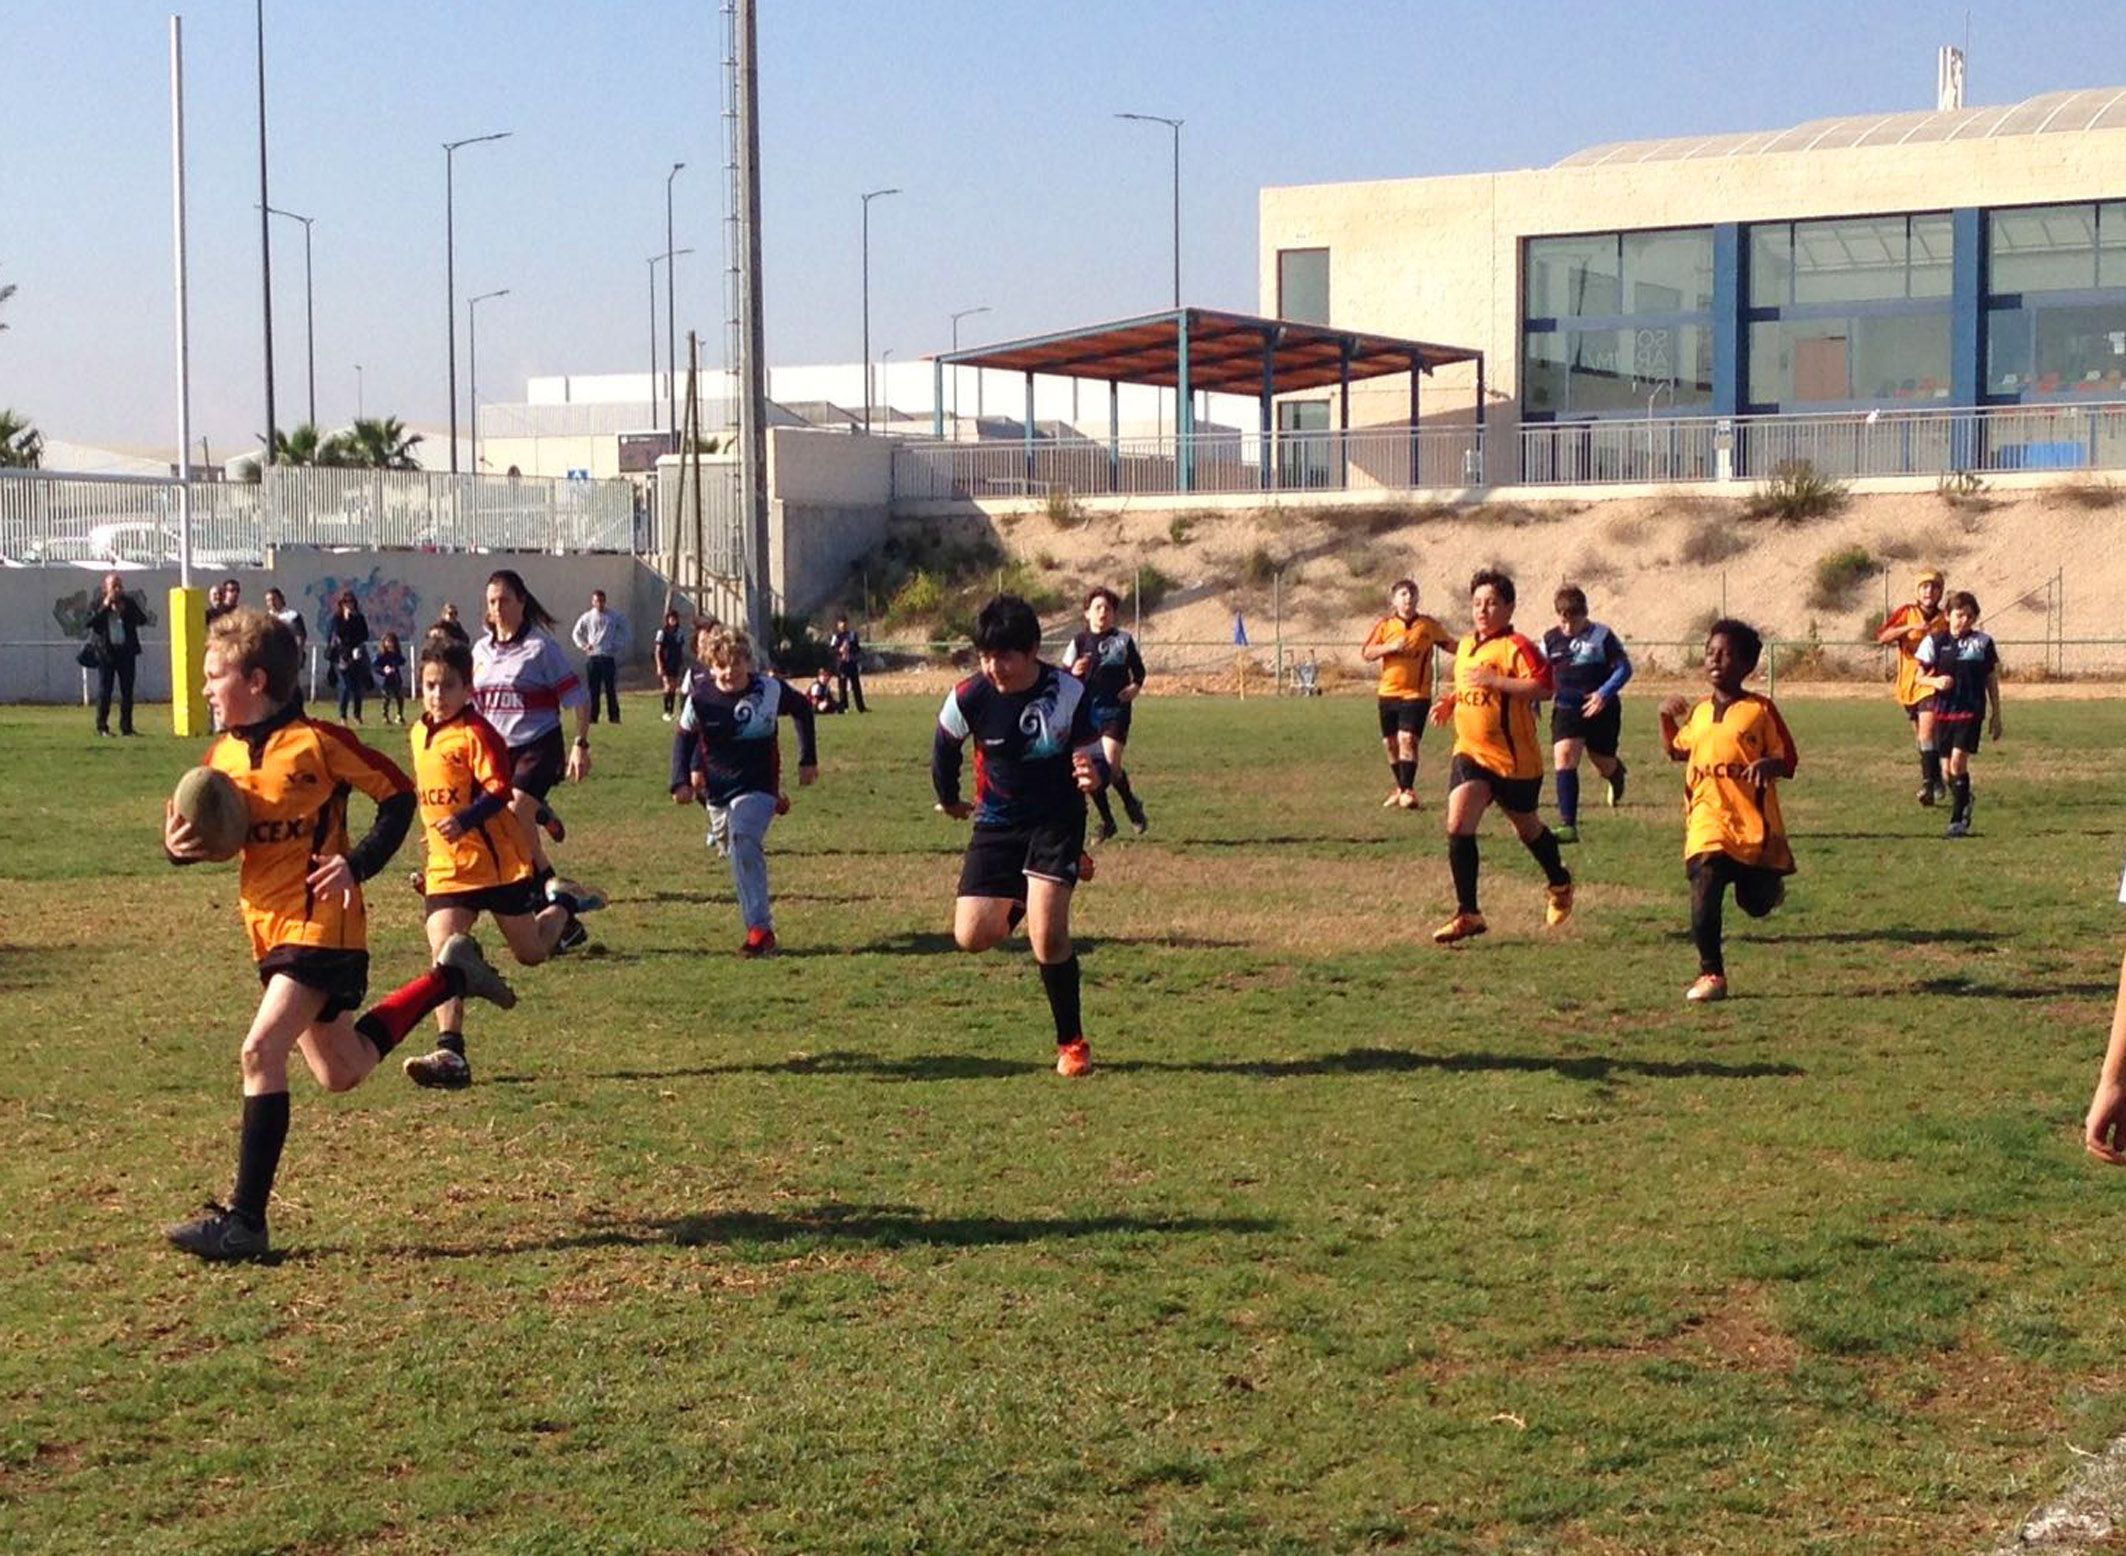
[4,689,2126,1554]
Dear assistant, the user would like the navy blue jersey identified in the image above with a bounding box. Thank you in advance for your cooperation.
[1067,627,1146,706]
[933,664,1098,828]
[654,624,686,676]
[829,628,861,666]
[1542,621,1632,703]
[671,672,818,804]
[1917,629,1999,722]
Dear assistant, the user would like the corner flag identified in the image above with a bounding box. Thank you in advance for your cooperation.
[1233,613,1249,646]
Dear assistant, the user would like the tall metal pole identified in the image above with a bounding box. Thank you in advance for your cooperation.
[649,247,695,436]
[265,206,314,426]
[666,162,685,440]
[859,186,900,434]
[255,0,276,464]
[468,288,509,475]
[1116,112,1184,307]
[736,0,771,644]
[444,131,511,474]
[171,15,193,583]
[949,304,990,438]
[354,362,363,420]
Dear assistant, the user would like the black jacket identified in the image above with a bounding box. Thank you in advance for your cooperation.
[86,595,149,663]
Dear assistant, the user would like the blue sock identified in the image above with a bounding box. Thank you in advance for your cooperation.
[1556,766,1581,826]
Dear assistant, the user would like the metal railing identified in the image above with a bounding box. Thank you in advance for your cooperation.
[891,425,1485,503]
[0,466,639,566]
[1521,401,2126,486]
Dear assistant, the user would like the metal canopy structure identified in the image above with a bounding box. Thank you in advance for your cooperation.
[928,307,1485,492]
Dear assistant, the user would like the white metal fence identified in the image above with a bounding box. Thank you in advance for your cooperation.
[1521,401,2126,486]
[0,466,639,567]
[892,425,1485,503]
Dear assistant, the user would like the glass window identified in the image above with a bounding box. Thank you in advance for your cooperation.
[1850,313,1952,402]
[1521,331,1567,415]
[1527,236,1620,318]
[1909,214,1954,299]
[2100,202,2126,290]
[1623,229,1713,314]
[1750,314,1949,406]
[2035,304,2126,395]
[1986,307,2034,395]
[1794,217,1910,304]
[1990,205,2097,294]
[1277,248,1330,325]
[1749,225,1792,308]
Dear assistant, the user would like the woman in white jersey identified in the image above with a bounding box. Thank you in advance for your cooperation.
[473,570,592,885]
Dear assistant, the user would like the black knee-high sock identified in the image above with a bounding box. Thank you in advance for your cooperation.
[1688,857,1727,976]
[230,1090,291,1230]
[663,689,675,715]
[1092,788,1117,827]
[1524,827,1572,887]
[1950,773,1972,823]
[1920,747,1942,791]
[1555,766,1581,825]
[1111,768,1137,805]
[1038,955,1082,1042]
[1393,760,1415,791]
[1448,834,1480,913]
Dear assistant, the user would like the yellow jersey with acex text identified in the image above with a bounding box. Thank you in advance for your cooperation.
[412,707,537,895]
[1363,612,1452,701]
[1668,693,1798,873]
[1447,629,1551,780]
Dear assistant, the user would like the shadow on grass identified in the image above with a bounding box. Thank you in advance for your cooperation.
[588,1050,1045,1082]
[1763,928,2005,946]
[1908,976,2113,1000]
[0,944,103,992]
[379,1200,1282,1259]
[1103,1046,1803,1082]
[1179,834,1402,850]
[627,888,886,907]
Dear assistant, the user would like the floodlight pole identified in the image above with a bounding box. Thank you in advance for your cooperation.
[859,186,900,433]
[444,130,511,474]
[949,304,991,437]
[264,205,315,426]
[254,0,276,464]
[468,288,510,474]
[736,0,771,645]
[665,161,686,439]
[1116,112,1183,307]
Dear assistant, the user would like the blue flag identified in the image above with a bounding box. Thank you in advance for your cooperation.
[1233,613,1249,646]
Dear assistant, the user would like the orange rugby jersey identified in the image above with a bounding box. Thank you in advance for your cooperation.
[1668,693,1798,873]
[412,707,536,895]
[1363,612,1452,701]
[1882,602,1945,708]
[1445,629,1551,779]
[203,704,415,961]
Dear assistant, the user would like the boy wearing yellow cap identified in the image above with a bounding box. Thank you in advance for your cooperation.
[1874,568,1947,805]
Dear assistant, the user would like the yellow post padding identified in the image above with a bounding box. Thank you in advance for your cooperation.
[168,586,208,737]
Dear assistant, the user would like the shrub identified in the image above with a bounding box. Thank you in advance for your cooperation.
[1129,563,1177,614]
[1806,545,1877,611]
[1167,513,1199,545]
[1678,523,1748,565]
[768,614,832,676]
[1603,514,1649,546]
[1684,607,1723,644]
[1034,550,1059,571]
[1745,460,1848,523]
[1936,470,1987,502]
[1241,546,1279,587]
[1043,484,1086,529]
[2059,479,2123,510]
[886,570,946,624]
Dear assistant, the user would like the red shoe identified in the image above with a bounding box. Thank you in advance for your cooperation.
[1055,1037,1092,1077]
[740,926,778,958]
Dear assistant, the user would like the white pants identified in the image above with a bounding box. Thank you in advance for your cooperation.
[706,790,778,930]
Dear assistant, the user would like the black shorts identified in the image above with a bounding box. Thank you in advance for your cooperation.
[1904,695,1938,723]
[957,814,1089,901]
[1933,717,1983,755]
[1550,697,1622,757]
[1090,702,1133,742]
[1377,698,1429,740]
[1447,752,1543,817]
[257,945,370,1022]
[424,877,546,919]
[509,728,568,799]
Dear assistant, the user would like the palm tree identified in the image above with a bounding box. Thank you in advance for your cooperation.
[0,408,41,468]
[337,416,424,471]
[0,278,15,333]
[271,422,337,466]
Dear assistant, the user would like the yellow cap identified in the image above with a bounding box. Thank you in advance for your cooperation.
[1915,568,1944,586]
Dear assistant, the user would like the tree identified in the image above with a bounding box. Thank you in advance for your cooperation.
[336,416,423,471]
[0,408,41,469]
[0,278,15,333]
[270,422,341,467]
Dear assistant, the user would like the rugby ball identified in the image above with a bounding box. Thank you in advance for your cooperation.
[172,766,248,861]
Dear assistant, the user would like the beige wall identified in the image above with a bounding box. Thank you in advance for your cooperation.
[479,433,625,481]
[1260,128,2126,460]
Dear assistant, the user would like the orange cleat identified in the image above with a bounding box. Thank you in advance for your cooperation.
[1545,882,1575,927]
[740,926,778,958]
[1432,911,1488,945]
[1685,974,1728,1003]
[1055,1037,1093,1077]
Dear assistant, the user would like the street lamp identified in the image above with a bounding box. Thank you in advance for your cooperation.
[859,186,901,434]
[263,204,315,426]
[650,248,696,438]
[665,162,686,438]
[354,362,363,420]
[877,348,894,430]
[444,130,511,474]
[949,304,991,438]
[1115,112,1183,308]
[253,0,276,464]
[468,288,510,474]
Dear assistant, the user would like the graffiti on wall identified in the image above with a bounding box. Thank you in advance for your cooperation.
[303,570,422,642]
[51,587,159,639]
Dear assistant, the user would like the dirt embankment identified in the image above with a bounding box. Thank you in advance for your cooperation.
[888,483,2125,680]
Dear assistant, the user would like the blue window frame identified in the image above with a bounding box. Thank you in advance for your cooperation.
[1742,214,1954,410]
[1522,228,1714,420]
[1983,202,2126,402]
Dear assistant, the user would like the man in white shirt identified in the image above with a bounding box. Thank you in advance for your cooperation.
[571,588,628,724]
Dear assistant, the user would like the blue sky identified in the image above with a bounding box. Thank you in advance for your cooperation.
[0,0,2114,451]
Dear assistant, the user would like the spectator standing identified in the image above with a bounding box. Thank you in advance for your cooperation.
[263,587,309,656]
[86,572,149,737]
[571,587,628,724]
[206,578,242,624]
[829,613,868,713]
[328,590,374,724]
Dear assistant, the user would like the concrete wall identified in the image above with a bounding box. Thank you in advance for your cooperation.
[766,427,893,617]
[2,550,674,705]
[1259,121,2126,464]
